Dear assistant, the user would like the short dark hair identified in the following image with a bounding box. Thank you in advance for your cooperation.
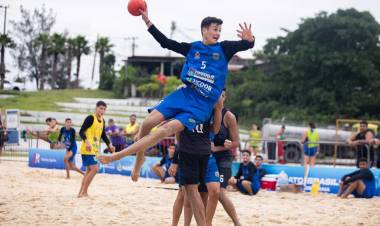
[359,158,368,163]
[169,143,176,148]
[360,120,368,126]
[108,118,114,123]
[255,155,264,161]
[241,150,251,156]
[281,125,286,129]
[130,114,137,118]
[65,118,71,122]
[96,100,107,108]
[309,122,316,129]
[201,17,223,29]
[45,117,52,123]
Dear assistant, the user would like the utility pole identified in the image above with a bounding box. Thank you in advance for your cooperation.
[125,37,138,57]
[0,4,9,89]
[168,21,176,56]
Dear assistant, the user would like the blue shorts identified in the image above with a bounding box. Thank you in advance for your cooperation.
[237,180,260,195]
[149,86,214,131]
[67,146,77,162]
[205,155,220,183]
[352,180,375,199]
[198,155,220,192]
[304,146,318,157]
[81,155,98,167]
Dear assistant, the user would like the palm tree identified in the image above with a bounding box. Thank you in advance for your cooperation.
[95,37,113,75]
[34,33,50,90]
[65,38,75,88]
[48,33,66,89]
[0,34,15,89]
[73,35,90,88]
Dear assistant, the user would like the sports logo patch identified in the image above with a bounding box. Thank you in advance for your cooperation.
[194,51,201,59]
[212,53,220,60]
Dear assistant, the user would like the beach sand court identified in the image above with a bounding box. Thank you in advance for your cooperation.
[0,161,379,226]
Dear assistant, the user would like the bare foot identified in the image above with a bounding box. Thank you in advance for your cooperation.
[78,193,89,198]
[66,176,70,179]
[131,169,140,182]
[98,155,113,164]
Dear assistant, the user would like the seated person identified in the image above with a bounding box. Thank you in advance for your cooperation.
[337,158,376,199]
[151,143,177,184]
[254,155,267,179]
[228,150,261,195]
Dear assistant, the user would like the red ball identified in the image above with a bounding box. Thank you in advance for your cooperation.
[127,0,147,16]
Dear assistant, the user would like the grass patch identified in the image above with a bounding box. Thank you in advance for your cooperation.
[0,89,116,111]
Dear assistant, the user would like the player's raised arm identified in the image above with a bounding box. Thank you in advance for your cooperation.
[139,8,191,56]
[221,22,255,61]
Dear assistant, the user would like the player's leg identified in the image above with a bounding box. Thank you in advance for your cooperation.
[183,191,193,226]
[64,150,72,179]
[184,184,206,226]
[218,165,241,226]
[228,177,238,189]
[337,181,349,197]
[70,162,84,175]
[152,165,165,182]
[172,188,184,226]
[81,164,98,197]
[205,182,220,226]
[241,180,254,195]
[99,119,184,171]
[78,166,90,197]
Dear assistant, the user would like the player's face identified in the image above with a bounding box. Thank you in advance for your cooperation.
[242,153,250,163]
[96,106,107,116]
[359,123,367,133]
[359,161,368,169]
[202,23,222,44]
[168,145,175,156]
[254,157,263,167]
[65,120,72,128]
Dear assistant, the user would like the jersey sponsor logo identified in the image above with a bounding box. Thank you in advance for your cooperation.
[187,68,215,84]
[193,124,205,134]
[212,53,220,60]
[194,51,201,59]
[188,118,196,124]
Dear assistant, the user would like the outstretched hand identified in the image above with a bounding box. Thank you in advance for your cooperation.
[236,22,254,42]
[139,8,152,27]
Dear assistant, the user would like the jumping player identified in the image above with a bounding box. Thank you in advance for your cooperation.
[78,101,115,198]
[99,6,255,183]
[58,118,84,179]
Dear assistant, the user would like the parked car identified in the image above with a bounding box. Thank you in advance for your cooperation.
[3,80,25,91]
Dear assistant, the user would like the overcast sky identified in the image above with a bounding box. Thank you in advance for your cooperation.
[2,0,380,88]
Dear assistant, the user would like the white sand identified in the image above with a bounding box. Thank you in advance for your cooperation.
[0,161,379,226]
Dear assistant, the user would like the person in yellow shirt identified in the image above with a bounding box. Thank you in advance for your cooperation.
[301,122,319,185]
[249,123,261,156]
[124,114,140,145]
[78,101,114,198]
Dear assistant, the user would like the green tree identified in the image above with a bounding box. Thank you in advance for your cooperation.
[10,5,56,90]
[137,75,161,98]
[98,53,116,90]
[229,8,380,126]
[72,35,91,88]
[65,38,76,88]
[95,37,114,89]
[0,34,15,89]
[48,33,66,89]
[33,33,51,90]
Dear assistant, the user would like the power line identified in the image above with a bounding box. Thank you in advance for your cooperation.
[125,36,138,57]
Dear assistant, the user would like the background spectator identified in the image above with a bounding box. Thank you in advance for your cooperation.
[276,125,286,164]
[105,118,125,152]
[249,123,261,156]
[124,114,139,146]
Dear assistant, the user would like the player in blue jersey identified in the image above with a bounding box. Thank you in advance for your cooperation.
[98,6,255,182]
[58,118,84,179]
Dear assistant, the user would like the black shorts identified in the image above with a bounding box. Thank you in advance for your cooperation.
[179,152,209,186]
[215,155,233,188]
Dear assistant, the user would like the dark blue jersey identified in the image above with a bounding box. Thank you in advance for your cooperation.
[58,127,76,150]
